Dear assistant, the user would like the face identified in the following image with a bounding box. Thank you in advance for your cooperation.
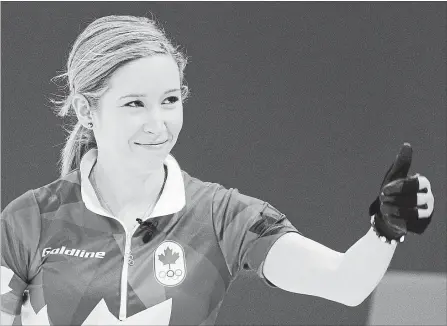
[92,55,183,170]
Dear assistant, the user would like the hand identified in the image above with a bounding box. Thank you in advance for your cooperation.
[369,143,435,241]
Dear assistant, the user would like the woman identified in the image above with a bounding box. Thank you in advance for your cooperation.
[1,15,435,326]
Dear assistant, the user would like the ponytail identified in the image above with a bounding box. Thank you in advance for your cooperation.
[56,121,97,177]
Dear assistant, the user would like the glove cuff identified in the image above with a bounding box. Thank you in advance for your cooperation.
[371,213,406,244]
[370,196,406,244]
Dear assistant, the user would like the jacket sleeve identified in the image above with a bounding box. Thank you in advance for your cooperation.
[212,185,301,288]
[1,190,41,315]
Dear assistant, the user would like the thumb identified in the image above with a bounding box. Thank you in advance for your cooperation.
[382,143,413,187]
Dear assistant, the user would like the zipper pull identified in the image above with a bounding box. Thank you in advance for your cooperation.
[127,249,134,266]
[126,226,137,266]
[127,253,134,266]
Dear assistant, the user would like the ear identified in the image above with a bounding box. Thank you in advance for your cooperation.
[180,85,189,101]
[71,94,93,123]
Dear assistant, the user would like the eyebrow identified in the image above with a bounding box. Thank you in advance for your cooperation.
[119,88,181,100]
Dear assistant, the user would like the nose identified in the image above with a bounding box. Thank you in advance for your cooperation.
[142,107,166,134]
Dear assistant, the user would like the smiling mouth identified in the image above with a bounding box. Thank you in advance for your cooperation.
[135,140,168,146]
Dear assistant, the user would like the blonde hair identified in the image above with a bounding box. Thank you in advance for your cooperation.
[50,15,189,178]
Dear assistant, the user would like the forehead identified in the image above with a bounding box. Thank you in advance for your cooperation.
[107,55,180,94]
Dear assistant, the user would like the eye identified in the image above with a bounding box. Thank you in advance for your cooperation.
[162,96,179,105]
[125,100,144,107]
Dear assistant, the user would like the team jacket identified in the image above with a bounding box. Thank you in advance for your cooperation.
[1,148,301,325]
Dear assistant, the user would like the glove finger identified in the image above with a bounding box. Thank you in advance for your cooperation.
[418,196,434,218]
[380,202,419,221]
[382,175,419,196]
[380,202,434,234]
[407,204,434,233]
[407,214,433,234]
[418,175,432,193]
[382,143,413,187]
[380,193,417,207]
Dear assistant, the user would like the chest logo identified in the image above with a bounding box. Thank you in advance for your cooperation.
[154,241,186,287]
[42,246,105,259]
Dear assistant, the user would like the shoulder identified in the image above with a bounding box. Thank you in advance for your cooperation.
[32,169,83,215]
[180,170,264,209]
[2,189,37,219]
[180,170,243,200]
[181,170,220,194]
[180,170,228,211]
[2,169,82,222]
[1,188,41,242]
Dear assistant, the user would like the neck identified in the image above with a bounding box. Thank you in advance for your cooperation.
[90,156,167,213]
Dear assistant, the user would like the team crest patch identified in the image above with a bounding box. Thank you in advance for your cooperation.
[154,241,186,287]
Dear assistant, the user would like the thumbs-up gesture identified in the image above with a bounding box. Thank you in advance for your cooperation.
[369,143,434,243]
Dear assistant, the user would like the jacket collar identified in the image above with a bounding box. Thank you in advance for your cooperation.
[80,148,185,218]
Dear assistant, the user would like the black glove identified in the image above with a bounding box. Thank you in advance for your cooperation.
[369,143,434,242]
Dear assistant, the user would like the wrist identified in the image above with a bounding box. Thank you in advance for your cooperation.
[370,214,406,245]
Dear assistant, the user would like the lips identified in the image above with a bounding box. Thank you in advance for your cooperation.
[135,140,168,146]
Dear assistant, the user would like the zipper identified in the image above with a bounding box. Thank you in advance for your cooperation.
[89,165,160,321]
[118,222,140,321]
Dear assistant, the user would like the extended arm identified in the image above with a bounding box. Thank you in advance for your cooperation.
[262,144,434,307]
[262,227,396,307]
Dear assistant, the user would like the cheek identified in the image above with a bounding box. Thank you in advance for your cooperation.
[168,109,183,131]
[175,114,183,128]
[101,112,135,137]
[175,115,184,134]
[177,106,184,124]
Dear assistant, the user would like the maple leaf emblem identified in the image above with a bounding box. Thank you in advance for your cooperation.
[158,246,179,269]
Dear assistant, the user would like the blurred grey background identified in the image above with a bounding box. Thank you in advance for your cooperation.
[1,2,445,325]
